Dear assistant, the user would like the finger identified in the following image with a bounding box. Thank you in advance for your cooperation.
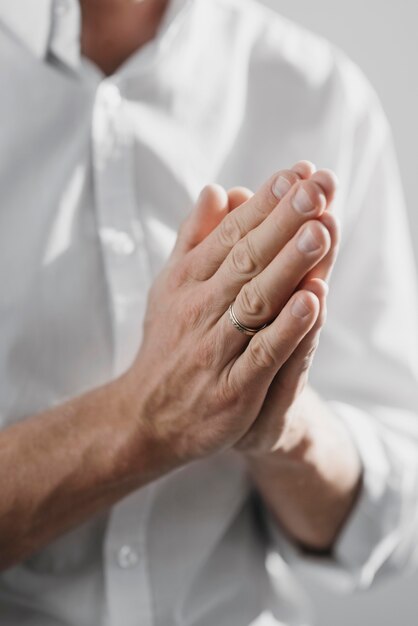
[270,278,328,407]
[291,160,316,179]
[171,184,229,261]
[312,169,339,207]
[217,220,331,361]
[299,277,328,328]
[209,170,337,301]
[303,211,341,283]
[227,187,254,211]
[185,164,308,280]
[226,160,316,212]
[226,289,320,396]
[235,279,327,455]
[226,162,315,212]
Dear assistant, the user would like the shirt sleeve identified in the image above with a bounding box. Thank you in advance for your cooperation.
[264,52,418,591]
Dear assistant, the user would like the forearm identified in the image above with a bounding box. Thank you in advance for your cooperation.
[0,376,163,570]
[247,386,362,551]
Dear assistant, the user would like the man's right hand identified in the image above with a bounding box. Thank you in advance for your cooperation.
[121,162,338,469]
[0,161,338,570]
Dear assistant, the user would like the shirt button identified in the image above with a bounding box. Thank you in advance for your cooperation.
[102,83,122,109]
[100,228,136,256]
[117,545,139,569]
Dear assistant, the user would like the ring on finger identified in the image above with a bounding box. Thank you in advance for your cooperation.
[228,302,268,337]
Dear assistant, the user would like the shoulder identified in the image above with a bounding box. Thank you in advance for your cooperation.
[197,0,392,224]
[201,0,383,127]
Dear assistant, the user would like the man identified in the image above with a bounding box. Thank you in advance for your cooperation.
[0,0,417,625]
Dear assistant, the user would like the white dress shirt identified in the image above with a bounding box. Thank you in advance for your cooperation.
[1,0,418,625]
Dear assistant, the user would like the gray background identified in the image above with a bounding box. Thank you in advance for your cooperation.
[257,0,418,624]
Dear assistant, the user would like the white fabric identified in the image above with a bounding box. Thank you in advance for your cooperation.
[0,0,418,624]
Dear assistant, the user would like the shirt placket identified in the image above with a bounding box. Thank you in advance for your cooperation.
[92,77,155,626]
[92,77,152,378]
[102,488,155,626]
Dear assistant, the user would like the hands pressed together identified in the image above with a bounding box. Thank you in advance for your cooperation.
[122,161,341,468]
[0,160,361,569]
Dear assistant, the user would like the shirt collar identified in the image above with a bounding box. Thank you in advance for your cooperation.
[49,0,81,69]
[0,0,193,71]
[0,0,53,58]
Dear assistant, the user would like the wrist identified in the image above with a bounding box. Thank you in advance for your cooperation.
[244,386,362,550]
[108,369,183,487]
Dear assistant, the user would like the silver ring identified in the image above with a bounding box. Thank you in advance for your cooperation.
[228,302,268,337]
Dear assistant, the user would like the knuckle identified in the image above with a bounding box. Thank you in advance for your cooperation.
[249,336,276,370]
[218,215,244,249]
[229,237,260,276]
[169,258,193,287]
[239,280,271,320]
[245,234,263,269]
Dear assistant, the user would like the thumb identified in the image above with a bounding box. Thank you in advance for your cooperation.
[171,184,229,260]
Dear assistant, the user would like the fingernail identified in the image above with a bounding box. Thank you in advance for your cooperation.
[297,224,322,254]
[272,175,292,200]
[291,296,311,319]
[292,187,314,214]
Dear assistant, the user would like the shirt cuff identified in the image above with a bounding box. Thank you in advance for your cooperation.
[262,402,405,592]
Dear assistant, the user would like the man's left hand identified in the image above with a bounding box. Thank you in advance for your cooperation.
[194,164,361,550]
